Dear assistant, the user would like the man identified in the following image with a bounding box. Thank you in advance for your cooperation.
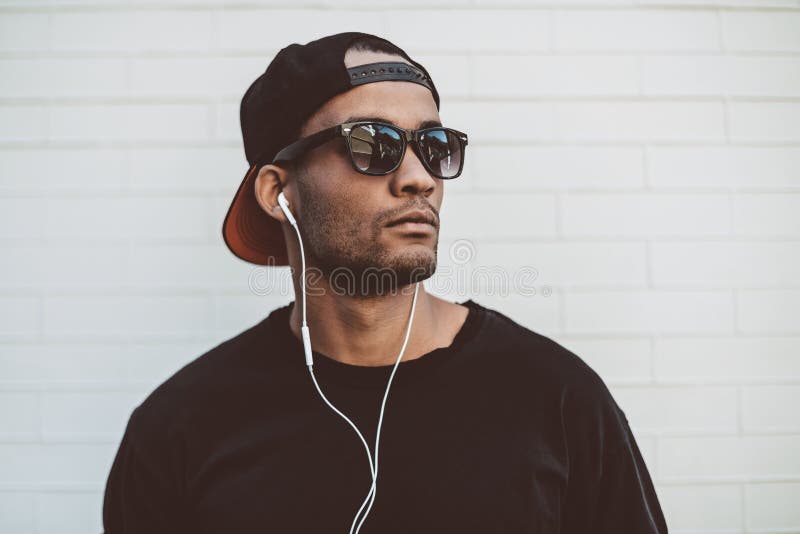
[103,32,668,533]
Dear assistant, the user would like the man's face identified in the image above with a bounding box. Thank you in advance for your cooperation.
[289,50,444,295]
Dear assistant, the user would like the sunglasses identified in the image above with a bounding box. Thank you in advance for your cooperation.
[272,121,469,179]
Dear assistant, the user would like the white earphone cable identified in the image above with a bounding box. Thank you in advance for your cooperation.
[281,192,420,533]
[351,281,419,534]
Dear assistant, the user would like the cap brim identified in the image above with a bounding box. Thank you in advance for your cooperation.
[222,163,289,266]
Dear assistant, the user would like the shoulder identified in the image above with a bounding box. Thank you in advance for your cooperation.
[128,309,283,438]
[472,300,629,443]
[474,300,613,397]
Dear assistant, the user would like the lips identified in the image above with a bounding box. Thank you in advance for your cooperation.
[386,210,438,228]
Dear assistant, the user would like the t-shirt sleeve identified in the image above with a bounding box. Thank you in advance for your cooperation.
[559,368,668,533]
[587,413,668,532]
[102,404,185,533]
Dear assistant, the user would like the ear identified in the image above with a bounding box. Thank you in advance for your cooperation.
[254,164,291,223]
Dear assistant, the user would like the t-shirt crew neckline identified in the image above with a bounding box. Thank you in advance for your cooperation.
[268,299,486,390]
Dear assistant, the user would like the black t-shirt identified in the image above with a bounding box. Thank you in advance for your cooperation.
[102,299,668,533]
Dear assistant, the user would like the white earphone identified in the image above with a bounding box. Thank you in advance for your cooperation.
[276,190,420,534]
[276,190,296,226]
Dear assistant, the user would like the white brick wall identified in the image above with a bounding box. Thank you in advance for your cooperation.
[1,2,798,532]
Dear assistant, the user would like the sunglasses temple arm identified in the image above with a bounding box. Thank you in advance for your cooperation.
[271,125,341,163]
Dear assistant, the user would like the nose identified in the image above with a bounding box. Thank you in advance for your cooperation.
[389,142,437,198]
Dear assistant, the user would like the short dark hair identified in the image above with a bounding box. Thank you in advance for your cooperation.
[347,35,408,58]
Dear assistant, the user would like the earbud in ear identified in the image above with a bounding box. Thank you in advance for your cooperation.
[277,191,297,226]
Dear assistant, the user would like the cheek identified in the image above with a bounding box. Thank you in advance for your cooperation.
[303,149,414,231]
[306,175,368,228]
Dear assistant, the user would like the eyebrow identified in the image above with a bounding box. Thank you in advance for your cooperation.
[342,115,443,130]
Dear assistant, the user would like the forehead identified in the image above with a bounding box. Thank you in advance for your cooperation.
[299,50,440,135]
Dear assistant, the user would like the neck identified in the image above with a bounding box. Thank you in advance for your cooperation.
[288,273,442,367]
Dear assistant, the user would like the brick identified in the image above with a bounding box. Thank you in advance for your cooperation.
[124,340,214,385]
[611,385,738,433]
[432,238,561,301]
[42,196,132,239]
[723,12,800,52]
[218,10,383,51]
[0,13,49,52]
[51,11,213,52]
[128,146,240,192]
[556,336,652,384]
[746,482,800,530]
[729,102,800,142]
[439,193,557,239]
[0,443,117,484]
[37,491,103,534]
[473,55,638,97]
[734,193,800,237]
[43,196,210,241]
[127,243,253,289]
[655,336,800,382]
[648,146,800,189]
[0,343,125,384]
[561,193,730,237]
[49,104,210,142]
[643,55,800,97]
[658,484,741,531]
[472,240,648,288]
[236,264,295,299]
[659,435,800,479]
[475,0,632,3]
[0,297,40,338]
[0,105,48,142]
[0,244,127,289]
[382,10,550,53]
[0,58,127,98]
[41,391,143,441]
[0,148,126,192]
[709,0,797,5]
[0,392,40,441]
[43,296,214,338]
[738,289,800,334]
[565,290,734,335]
[0,492,35,533]
[742,385,800,432]
[0,199,44,239]
[214,101,240,142]
[652,241,800,287]
[555,101,725,142]
[129,56,262,98]
[473,145,644,190]
[555,10,719,51]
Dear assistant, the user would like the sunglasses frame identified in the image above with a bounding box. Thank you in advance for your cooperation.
[272,121,469,179]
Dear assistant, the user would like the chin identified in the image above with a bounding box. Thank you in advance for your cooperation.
[330,246,437,297]
[385,245,438,284]
[316,236,438,296]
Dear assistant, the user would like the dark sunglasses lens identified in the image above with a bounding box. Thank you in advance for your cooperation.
[350,124,403,174]
[419,129,463,178]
